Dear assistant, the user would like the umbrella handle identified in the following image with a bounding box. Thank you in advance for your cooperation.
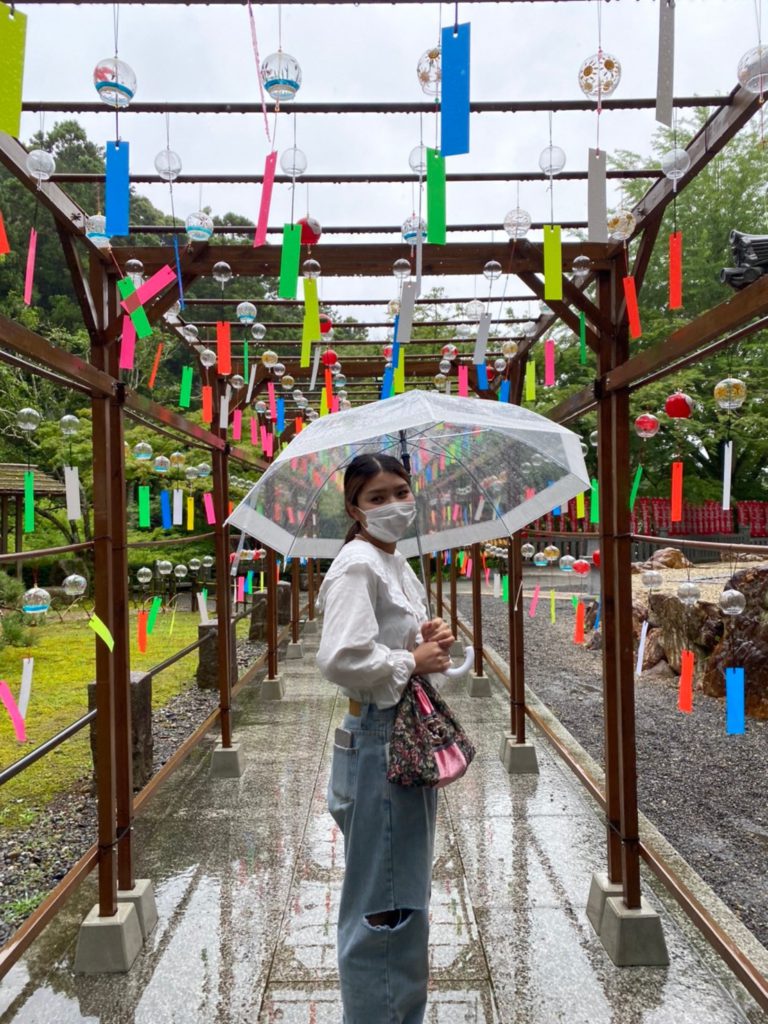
[443,646,475,679]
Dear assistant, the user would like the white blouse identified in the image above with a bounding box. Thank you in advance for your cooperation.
[316,537,430,709]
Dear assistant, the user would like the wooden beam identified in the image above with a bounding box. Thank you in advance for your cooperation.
[56,224,100,343]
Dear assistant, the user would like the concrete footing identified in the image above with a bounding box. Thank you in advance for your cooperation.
[303,619,319,635]
[599,895,670,967]
[116,879,158,941]
[285,641,304,660]
[210,742,244,778]
[586,871,624,934]
[499,733,539,774]
[467,673,491,697]
[74,903,142,974]
[261,674,285,700]
[450,640,465,657]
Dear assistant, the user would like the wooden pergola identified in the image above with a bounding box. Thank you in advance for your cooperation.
[1,0,768,1007]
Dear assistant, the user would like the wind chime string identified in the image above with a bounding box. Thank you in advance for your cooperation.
[112,3,121,143]
[247,0,273,144]
[548,112,555,226]
[290,111,298,224]
[595,0,603,152]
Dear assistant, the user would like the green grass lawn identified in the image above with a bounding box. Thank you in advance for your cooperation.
[0,610,252,830]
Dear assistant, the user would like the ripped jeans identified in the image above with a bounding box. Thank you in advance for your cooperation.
[328,701,437,1024]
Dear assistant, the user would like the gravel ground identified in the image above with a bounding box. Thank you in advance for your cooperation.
[0,636,265,946]
[458,592,768,948]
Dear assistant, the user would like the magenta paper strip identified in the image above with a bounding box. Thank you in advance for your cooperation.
[267,381,277,420]
[237,575,245,602]
[529,584,541,618]
[23,228,37,306]
[260,425,268,451]
[544,339,556,387]
[0,680,27,742]
[250,416,258,446]
[233,409,242,440]
[203,492,216,525]
[458,364,469,397]
[254,151,278,247]
[122,264,177,313]
[119,315,137,370]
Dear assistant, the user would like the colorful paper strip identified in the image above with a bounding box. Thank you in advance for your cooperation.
[119,315,137,370]
[528,583,541,618]
[278,223,302,299]
[440,23,471,157]
[678,649,694,713]
[0,210,10,255]
[63,466,81,521]
[254,151,278,247]
[669,231,683,309]
[202,384,213,424]
[137,610,148,653]
[458,364,469,397]
[623,275,642,339]
[498,379,510,403]
[233,408,242,441]
[105,141,130,237]
[138,485,151,528]
[0,4,27,137]
[23,227,37,306]
[629,464,644,511]
[590,478,599,524]
[579,311,587,365]
[725,667,745,735]
[148,342,164,389]
[217,321,232,376]
[160,489,172,529]
[722,439,733,511]
[186,495,194,531]
[427,148,446,245]
[117,277,152,338]
[543,224,563,301]
[147,595,162,635]
[524,359,536,402]
[23,469,34,533]
[544,338,556,387]
[0,680,26,742]
[89,613,115,651]
[203,491,216,525]
[670,460,683,522]
[179,365,193,408]
[635,620,649,676]
[573,602,586,644]
[302,276,321,367]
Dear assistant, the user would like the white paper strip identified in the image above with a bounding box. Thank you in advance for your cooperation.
[722,440,733,511]
[309,345,321,391]
[18,658,33,719]
[245,363,257,404]
[635,620,649,677]
[493,572,500,599]
[218,384,231,430]
[588,148,608,243]
[656,0,675,127]
[63,466,82,521]
[172,488,183,525]
[230,532,246,576]
[397,280,418,344]
[197,592,210,624]
[473,313,492,364]
[474,496,486,521]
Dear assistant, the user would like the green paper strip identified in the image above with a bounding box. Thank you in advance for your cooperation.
[0,4,27,137]
[629,464,644,511]
[279,224,302,299]
[302,277,321,368]
[501,575,509,603]
[590,477,600,524]
[525,359,536,402]
[427,148,446,245]
[543,224,563,301]
[146,595,163,635]
[89,613,114,651]
[23,469,34,533]
[579,311,587,365]
[571,594,579,609]
[138,485,151,528]
[243,340,249,380]
[179,365,193,408]
[201,587,208,607]
[117,277,152,339]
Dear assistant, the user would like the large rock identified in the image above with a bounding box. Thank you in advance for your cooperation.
[701,566,768,718]
[647,592,722,676]
[88,672,152,790]
[642,547,693,570]
[642,627,665,670]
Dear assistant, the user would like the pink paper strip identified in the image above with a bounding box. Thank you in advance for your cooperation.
[232,409,242,440]
[237,575,245,602]
[528,584,541,618]
[331,396,340,413]
[452,503,461,521]
[250,416,258,446]
[544,338,556,387]
[119,315,137,370]
[458,364,469,397]
[439,453,446,471]
[23,228,38,306]
[525,486,536,500]
[286,506,295,524]
[465,558,472,578]
[203,492,216,525]
[0,680,27,742]
[121,264,177,314]
[485,566,491,585]
[254,151,278,247]
[260,425,268,451]
[264,432,274,458]
[267,381,277,421]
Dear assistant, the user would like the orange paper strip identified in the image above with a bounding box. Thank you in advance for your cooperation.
[623,275,641,339]
[217,321,232,376]
[202,385,213,424]
[678,649,694,713]
[573,601,585,644]
[137,610,148,654]
[148,342,164,389]
[669,231,683,310]
[670,460,684,522]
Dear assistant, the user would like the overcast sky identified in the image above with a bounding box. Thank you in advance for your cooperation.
[17,0,766,323]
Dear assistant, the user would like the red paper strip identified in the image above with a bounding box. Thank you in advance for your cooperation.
[203,491,216,524]
[23,227,37,306]
[457,364,469,397]
[217,321,232,376]
[267,381,277,421]
[669,231,683,310]
[202,385,213,424]
[294,416,304,434]
[137,610,148,654]
[228,500,233,516]
[544,338,556,387]
[233,409,242,440]
[670,460,684,522]
[148,342,164,389]
[254,151,278,247]
[573,601,585,644]
[119,315,137,370]
[0,211,10,255]
[678,649,694,713]
[250,416,258,445]
[623,275,642,339]
[120,264,177,315]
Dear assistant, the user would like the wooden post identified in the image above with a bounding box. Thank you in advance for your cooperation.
[435,551,443,618]
[14,494,22,578]
[212,442,233,748]
[291,557,300,643]
[0,494,7,554]
[471,542,483,677]
[266,546,279,679]
[508,533,526,742]
[449,548,458,638]
[306,558,315,621]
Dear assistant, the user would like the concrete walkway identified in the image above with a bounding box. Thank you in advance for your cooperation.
[1,626,766,1023]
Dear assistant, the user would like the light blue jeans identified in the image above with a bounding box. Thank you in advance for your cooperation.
[328,701,438,1024]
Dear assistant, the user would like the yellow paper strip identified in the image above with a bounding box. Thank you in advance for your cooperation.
[186,495,194,531]
[576,491,585,519]
[543,224,563,301]
[320,388,329,416]
[525,359,536,402]
[394,345,406,394]
[0,4,27,137]
[550,589,556,623]
[89,613,115,652]
[301,277,321,368]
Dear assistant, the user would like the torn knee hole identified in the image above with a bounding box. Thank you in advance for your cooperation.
[365,909,413,929]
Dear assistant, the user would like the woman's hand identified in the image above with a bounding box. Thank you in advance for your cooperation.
[412,640,452,676]
[421,617,455,650]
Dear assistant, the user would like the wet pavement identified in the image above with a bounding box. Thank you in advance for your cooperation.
[1,627,767,1024]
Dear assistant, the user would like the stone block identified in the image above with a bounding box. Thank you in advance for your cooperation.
[285,641,304,660]
[74,903,142,974]
[116,879,158,941]
[501,738,539,775]
[210,741,244,778]
[467,674,491,697]
[450,640,465,658]
[586,871,624,935]
[261,674,285,700]
[599,895,670,966]
[303,618,319,636]
[196,619,236,690]
[88,672,152,791]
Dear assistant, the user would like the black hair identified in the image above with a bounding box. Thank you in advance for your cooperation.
[342,453,412,544]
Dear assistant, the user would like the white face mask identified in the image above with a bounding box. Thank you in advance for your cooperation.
[359,501,417,543]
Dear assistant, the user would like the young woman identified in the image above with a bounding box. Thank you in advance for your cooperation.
[316,452,454,1024]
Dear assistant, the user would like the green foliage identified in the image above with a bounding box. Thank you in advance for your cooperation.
[1,612,37,649]
[0,571,23,608]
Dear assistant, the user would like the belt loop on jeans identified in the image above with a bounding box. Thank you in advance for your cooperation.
[349,698,362,716]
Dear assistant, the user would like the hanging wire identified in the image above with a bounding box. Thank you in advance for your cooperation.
[548,111,555,225]
[290,110,298,224]
[595,0,603,152]
[278,2,283,51]
[112,3,120,142]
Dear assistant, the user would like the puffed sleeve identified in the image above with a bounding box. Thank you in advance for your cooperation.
[316,560,415,693]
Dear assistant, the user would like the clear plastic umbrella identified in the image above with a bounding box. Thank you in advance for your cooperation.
[228,390,589,559]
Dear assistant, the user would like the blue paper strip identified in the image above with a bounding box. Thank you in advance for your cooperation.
[725,667,745,735]
[498,379,511,403]
[276,397,285,433]
[160,490,172,529]
[445,551,451,564]
[105,141,130,236]
[476,363,488,390]
[593,599,602,631]
[392,313,400,345]
[245,570,254,594]
[381,366,394,398]
[173,235,185,309]
[441,24,471,157]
